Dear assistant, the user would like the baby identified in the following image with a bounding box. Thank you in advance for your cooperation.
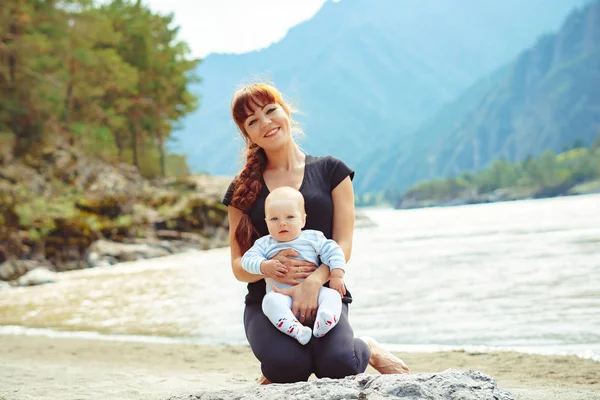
[241,186,347,345]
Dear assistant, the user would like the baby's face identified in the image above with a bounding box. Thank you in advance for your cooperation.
[265,198,305,242]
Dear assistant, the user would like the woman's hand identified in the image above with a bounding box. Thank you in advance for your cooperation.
[269,249,316,285]
[273,278,321,325]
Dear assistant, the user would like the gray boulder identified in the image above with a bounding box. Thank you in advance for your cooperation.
[85,239,172,266]
[0,260,53,281]
[168,370,514,400]
[16,267,57,286]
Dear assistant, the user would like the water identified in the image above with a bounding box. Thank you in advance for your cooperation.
[1,194,599,360]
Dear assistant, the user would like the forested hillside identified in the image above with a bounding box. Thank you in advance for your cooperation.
[0,1,231,278]
[1,0,198,178]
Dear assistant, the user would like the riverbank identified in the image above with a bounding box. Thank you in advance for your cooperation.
[394,145,600,210]
[396,179,600,209]
[0,334,598,400]
[0,140,232,285]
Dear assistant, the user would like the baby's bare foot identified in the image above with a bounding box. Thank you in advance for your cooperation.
[361,336,410,374]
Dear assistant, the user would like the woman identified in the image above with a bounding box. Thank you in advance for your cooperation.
[223,82,409,383]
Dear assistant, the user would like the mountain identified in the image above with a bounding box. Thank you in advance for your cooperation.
[356,0,600,194]
[171,0,588,177]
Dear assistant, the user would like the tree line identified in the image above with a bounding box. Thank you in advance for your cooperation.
[398,135,600,205]
[0,0,199,177]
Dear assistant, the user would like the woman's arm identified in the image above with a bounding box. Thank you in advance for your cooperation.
[228,206,264,283]
[330,176,355,262]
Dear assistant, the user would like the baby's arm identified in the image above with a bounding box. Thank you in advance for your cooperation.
[241,237,287,278]
[312,231,347,297]
[329,268,346,297]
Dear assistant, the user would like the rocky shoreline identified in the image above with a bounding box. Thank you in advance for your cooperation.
[396,179,600,209]
[0,142,232,288]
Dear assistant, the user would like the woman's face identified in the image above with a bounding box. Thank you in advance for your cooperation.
[243,101,292,151]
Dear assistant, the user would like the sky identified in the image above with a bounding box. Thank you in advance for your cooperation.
[142,0,340,58]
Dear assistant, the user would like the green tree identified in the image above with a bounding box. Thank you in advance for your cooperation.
[1,0,200,178]
[476,159,520,193]
[100,0,199,176]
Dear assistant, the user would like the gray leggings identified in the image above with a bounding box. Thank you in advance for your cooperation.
[244,302,370,383]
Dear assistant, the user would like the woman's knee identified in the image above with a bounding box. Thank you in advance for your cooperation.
[261,351,312,383]
[245,302,313,383]
[313,345,365,379]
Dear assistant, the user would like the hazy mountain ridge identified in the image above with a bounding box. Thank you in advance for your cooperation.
[356,0,600,194]
[430,1,600,175]
[172,0,589,179]
[355,65,512,194]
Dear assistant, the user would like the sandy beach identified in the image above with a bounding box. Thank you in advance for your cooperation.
[0,334,598,400]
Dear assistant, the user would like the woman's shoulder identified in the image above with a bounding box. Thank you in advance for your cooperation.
[305,154,354,184]
[306,154,348,169]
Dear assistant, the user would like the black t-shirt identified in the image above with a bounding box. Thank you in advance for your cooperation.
[222,154,355,305]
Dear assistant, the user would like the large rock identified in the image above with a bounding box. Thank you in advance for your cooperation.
[156,174,232,200]
[355,210,377,229]
[0,259,52,281]
[85,239,172,266]
[16,267,57,286]
[168,370,514,400]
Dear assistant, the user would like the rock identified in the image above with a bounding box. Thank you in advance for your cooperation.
[86,251,119,268]
[569,179,600,195]
[0,280,12,290]
[167,370,514,400]
[355,210,377,229]
[16,267,57,286]
[75,194,128,218]
[0,259,50,281]
[155,174,232,200]
[85,239,172,266]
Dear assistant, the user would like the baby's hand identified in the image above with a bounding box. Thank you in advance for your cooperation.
[260,260,288,279]
[329,277,346,297]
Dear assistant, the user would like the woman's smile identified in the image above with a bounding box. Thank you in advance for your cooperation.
[264,127,280,138]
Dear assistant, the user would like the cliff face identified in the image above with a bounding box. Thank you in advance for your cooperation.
[434,0,600,177]
[0,139,231,282]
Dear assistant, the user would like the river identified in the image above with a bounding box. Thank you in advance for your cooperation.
[1,194,599,360]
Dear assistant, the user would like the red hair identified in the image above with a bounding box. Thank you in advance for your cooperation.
[230,83,293,253]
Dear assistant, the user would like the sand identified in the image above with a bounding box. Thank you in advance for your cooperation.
[0,334,598,400]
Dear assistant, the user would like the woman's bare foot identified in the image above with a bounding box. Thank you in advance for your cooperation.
[361,336,410,374]
[256,373,272,385]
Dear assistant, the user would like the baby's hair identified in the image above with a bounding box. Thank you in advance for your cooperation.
[265,187,306,214]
